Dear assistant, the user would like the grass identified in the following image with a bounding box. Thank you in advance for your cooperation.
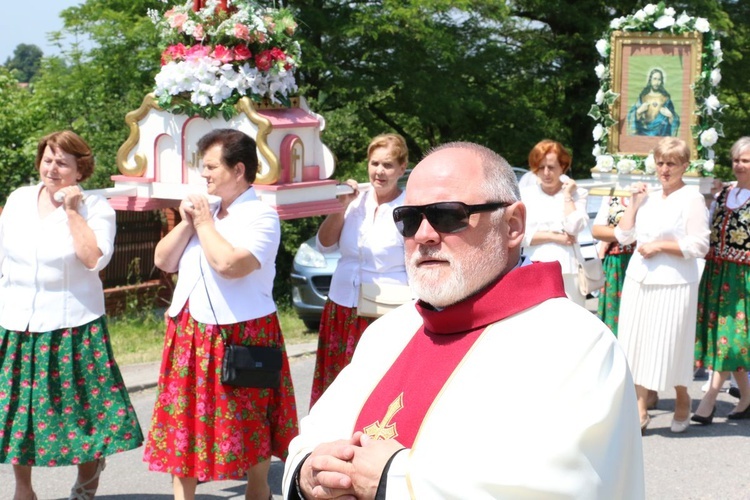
[108,305,317,366]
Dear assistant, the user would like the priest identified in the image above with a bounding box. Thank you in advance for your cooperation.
[283,141,645,499]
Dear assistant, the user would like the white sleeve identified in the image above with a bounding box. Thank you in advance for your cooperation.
[678,194,710,258]
[562,187,589,235]
[86,195,116,272]
[614,224,636,245]
[593,196,611,226]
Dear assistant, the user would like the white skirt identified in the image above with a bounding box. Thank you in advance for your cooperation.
[617,277,698,391]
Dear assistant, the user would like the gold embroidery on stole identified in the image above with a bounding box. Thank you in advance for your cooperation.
[363,393,404,440]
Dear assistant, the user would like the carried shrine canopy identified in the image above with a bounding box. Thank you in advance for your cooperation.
[109,0,342,219]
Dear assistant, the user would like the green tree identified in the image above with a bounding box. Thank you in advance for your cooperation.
[289,0,742,177]
[4,44,43,83]
[0,67,41,203]
[712,0,750,178]
[29,0,162,188]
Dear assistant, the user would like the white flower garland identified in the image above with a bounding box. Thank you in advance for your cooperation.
[588,3,723,175]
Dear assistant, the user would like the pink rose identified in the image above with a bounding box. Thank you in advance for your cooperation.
[162,44,186,65]
[234,23,250,41]
[168,12,188,30]
[185,44,210,61]
[193,24,205,41]
[220,440,232,453]
[213,45,234,63]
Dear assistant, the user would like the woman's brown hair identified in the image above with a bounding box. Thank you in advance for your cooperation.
[35,130,95,182]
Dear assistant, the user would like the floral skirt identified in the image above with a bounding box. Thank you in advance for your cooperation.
[309,300,373,408]
[695,258,750,372]
[0,316,143,466]
[143,305,298,481]
[597,252,633,337]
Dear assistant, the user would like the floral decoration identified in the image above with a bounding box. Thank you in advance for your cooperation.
[588,2,723,176]
[148,0,301,119]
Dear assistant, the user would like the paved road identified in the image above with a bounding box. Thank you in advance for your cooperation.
[2,351,750,499]
[0,354,315,500]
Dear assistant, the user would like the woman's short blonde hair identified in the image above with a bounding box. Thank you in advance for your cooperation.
[528,140,572,175]
[367,133,408,166]
[653,137,690,165]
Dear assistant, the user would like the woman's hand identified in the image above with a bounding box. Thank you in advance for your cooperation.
[558,232,577,246]
[338,179,360,209]
[630,182,649,209]
[178,198,193,224]
[57,185,84,212]
[182,194,214,229]
[562,179,577,198]
[638,242,661,259]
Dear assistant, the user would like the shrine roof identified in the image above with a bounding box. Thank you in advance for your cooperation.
[256,107,320,129]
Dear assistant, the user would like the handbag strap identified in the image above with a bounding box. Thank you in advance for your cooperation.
[572,242,601,265]
[199,257,227,346]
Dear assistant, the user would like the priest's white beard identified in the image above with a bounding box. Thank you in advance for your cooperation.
[406,228,505,308]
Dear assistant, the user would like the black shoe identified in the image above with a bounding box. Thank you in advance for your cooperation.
[693,366,709,380]
[728,386,741,399]
[690,407,715,425]
[727,404,750,420]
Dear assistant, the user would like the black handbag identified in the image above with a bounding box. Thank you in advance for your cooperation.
[198,258,283,389]
[221,343,282,388]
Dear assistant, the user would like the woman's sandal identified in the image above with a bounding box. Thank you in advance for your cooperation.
[69,457,106,500]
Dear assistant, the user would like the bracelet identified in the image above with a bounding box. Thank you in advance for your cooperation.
[564,197,574,202]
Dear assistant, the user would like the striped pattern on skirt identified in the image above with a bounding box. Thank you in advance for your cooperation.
[617,277,698,391]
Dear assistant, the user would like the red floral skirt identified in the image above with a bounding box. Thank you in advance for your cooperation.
[309,300,372,408]
[143,305,298,481]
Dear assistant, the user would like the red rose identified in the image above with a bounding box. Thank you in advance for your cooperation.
[255,50,273,72]
[234,45,252,61]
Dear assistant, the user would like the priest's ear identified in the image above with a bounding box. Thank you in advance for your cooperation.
[503,201,526,250]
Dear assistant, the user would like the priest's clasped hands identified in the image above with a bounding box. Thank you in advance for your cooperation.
[298,432,405,499]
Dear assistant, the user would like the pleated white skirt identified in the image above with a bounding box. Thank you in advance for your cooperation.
[617,277,698,391]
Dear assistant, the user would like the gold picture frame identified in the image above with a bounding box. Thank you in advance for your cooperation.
[609,31,702,158]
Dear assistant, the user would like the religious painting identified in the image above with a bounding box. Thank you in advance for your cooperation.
[609,31,702,158]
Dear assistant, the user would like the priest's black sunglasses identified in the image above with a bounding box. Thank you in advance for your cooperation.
[392,201,513,237]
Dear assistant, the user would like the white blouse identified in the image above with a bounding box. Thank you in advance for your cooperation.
[615,185,709,285]
[318,189,408,308]
[167,187,281,324]
[0,184,115,332]
[520,183,589,274]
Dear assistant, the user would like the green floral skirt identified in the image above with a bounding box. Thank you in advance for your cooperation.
[696,258,750,372]
[0,316,143,466]
[597,252,632,337]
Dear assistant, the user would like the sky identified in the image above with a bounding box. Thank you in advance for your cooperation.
[1,0,84,62]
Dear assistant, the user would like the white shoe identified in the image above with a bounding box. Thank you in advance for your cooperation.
[670,418,690,433]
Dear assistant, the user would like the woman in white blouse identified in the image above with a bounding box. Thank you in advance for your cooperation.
[616,137,710,434]
[0,131,143,500]
[520,139,589,306]
[144,129,298,500]
[309,133,409,408]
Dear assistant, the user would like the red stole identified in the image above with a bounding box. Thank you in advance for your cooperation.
[354,261,566,447]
